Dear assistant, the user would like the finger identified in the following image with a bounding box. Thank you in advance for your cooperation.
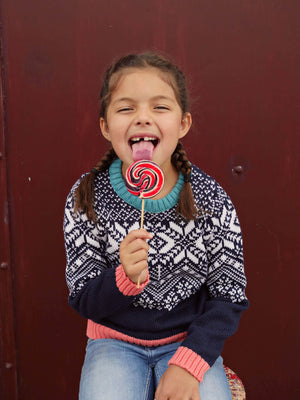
[120,240,149,262]
[123,229,153,245]
[126,238,150,254]
[120,239,150,263]
[124,249,149,266]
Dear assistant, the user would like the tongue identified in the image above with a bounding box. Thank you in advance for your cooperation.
[132,141,154,161]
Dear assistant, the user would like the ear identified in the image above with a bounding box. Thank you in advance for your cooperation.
[179,112,192,139]
[100,118,111,141]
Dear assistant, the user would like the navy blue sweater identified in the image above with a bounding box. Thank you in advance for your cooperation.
[64,159,248,379]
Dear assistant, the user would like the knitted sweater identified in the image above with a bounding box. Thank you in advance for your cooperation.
[64,158,248,382]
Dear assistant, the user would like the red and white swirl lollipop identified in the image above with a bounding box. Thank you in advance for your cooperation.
[125,160,164,199]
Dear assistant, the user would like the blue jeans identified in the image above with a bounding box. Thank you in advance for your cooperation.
[79,339,232,400]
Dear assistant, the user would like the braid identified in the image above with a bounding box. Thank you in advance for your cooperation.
[171,141,192,176]
[171,141,201,220]
[73,147,117,221]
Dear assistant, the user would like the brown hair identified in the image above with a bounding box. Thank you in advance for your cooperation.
[74,52,201,221]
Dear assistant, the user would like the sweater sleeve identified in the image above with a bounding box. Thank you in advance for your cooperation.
[169,184,249,381]
[63,184,148,321]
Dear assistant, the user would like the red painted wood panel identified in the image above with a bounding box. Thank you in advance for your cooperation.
[0,37,18,400]
[0,1,299,398]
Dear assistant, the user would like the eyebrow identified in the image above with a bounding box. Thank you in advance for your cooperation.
[112,95,176,105]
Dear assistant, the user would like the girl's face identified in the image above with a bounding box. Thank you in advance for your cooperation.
[100,68,192,177]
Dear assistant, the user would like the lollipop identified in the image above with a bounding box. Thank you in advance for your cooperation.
[125,160,164,198]
[125,160,164,287]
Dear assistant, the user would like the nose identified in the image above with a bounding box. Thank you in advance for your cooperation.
[136,120,151,126]
[134,108,152,126]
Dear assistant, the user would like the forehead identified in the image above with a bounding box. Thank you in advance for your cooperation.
[110,68,177,100]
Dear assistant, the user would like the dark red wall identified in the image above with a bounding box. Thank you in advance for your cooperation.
[0,1,299,399]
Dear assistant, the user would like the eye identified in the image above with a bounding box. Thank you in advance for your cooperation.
[154,105,170,111]
[117,107,133,112]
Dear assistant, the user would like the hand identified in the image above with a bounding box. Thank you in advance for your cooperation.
[119,229,153,284]
[155,365,200,400]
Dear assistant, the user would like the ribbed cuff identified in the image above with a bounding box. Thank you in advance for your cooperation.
[168,346,210,382]
[115,264,149,296]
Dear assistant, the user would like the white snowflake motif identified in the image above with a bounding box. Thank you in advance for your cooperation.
[229,284,245,302]
[215,276,233,295]
[163,291,179,311]
[133,292,155,309]
[176,281,194,300]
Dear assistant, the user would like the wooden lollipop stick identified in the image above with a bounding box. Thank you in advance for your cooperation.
[140,196,145,230]
[137,195,145,288]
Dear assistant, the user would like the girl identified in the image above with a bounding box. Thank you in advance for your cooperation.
[64,52,248,400]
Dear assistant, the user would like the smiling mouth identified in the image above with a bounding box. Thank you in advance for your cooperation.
[129,136,159,147]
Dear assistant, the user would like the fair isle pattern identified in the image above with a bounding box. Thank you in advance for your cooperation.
[134,214,209,310]
[64,164,247,311]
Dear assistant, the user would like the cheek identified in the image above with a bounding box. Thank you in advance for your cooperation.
[162,116,183,132]
[108,115,129,131]
[105,121,122,137]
